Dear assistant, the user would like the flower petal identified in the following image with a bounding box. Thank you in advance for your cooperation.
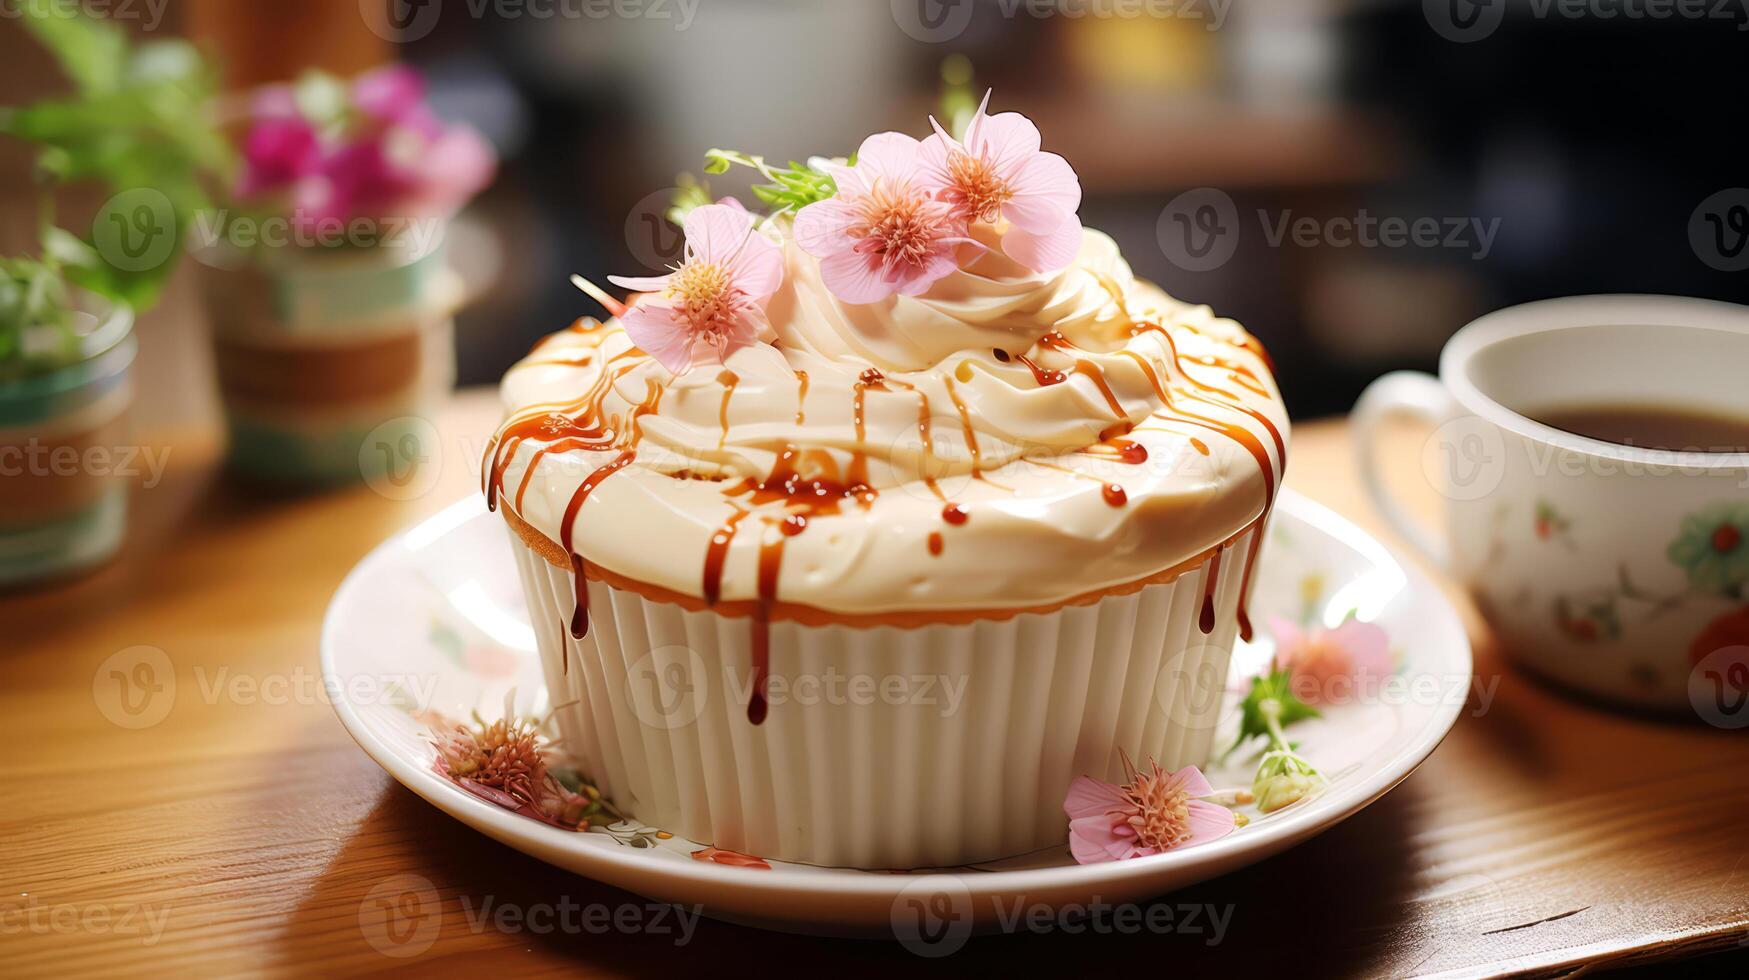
[793,198,861,257]
[1167,764,1216,799]
[889,246,963,297]
[1001,216,1082,274]
[1063,775,1127,820]
[619,302,694,374]
[682,203,757,268]
[726,236,785,301]
[1326,619,1393,675]
[849,131,924,187]
[607,275,671,294]
[969,111,1043,175]
[1006,150,1082,223]
[1181,799,1238,847]
[817,249,898,304]
[1068,814,1139,864]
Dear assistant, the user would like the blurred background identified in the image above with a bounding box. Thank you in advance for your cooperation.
[3,0,1745,422]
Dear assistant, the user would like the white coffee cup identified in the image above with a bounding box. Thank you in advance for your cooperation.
[1353,295,1749,715]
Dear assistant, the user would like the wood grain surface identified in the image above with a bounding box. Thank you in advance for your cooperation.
[2,391,1747,979]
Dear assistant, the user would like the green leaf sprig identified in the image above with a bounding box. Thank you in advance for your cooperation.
[1230,667,1327,813]
[702,149,839,213]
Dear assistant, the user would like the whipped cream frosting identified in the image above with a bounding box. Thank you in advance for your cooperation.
[488,222,1288,617]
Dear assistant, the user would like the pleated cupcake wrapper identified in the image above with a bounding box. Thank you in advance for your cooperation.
[512,529,1250,870]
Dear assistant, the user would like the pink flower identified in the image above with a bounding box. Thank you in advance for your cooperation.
[1063,757,1235,864]
[607,203,784,373]
[235,66,496,230]
[1270,615,1393,706]
[236,117,321,198]
[918,91,1083,274]
[794,132,973,303]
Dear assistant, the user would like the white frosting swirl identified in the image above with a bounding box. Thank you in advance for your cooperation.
[492,222,1288,614]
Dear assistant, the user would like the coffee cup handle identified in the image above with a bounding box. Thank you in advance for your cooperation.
[1352,371,1455,570]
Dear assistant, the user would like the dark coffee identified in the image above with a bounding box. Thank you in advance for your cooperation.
[1535,404,1749,453]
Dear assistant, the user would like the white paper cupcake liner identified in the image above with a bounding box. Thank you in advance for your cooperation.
[511,527,1252,869]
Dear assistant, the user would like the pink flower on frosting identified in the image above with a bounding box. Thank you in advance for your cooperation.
[793,132,973,304]
[1270,615,1393,706]
[1063,757,1235,864]
[607,203,784,374]
[918,91,1083,274]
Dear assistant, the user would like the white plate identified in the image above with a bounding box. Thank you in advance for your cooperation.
[322,490,1471,939]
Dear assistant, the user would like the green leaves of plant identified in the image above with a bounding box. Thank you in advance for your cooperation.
[702,149,838,213]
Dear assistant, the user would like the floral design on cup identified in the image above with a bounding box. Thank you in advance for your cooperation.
[1667,502,1749,600]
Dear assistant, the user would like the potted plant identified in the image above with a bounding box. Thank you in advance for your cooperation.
[196,66,495,486]
[0,3,225,585]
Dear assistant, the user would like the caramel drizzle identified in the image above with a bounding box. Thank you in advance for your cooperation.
[716,370,739,450]
[793,370,809,426]
[749,520,784,725]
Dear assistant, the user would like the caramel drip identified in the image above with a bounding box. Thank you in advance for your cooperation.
[560,450,636,640]
[1077,437,1148,465]
[1015,354,1066,387]
[793,370,809,425]
[942,374,985,476]
[1101,483,1128,507]
[942,503,969,525]
[486,348,647,513]
[1200,547,1223,634]
[927,531,944,556]
[1119,322,1283,643]
[716,370,739,450]
[1190,437,1210,456]
[702,507,752,606]
[748,521,784,726]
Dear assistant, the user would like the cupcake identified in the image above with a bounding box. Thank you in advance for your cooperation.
[485,99,1287,868]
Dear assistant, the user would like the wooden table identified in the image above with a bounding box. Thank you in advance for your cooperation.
[4,391,1747,978]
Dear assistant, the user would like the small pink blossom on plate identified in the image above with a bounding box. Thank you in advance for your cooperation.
[1063,757,1235,864]
[1271,615,1393,705]
[794,132,973,303]
[918,91,1083,274]
[607,203,784,373]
